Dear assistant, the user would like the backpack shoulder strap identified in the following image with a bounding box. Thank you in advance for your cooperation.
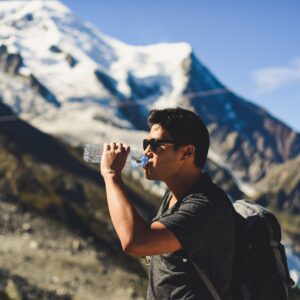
[190,259,221,300]
[260,212,290,298]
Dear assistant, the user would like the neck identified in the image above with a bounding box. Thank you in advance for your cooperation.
[166,167,202,201]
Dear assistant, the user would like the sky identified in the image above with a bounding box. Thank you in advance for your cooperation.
[62,0,300,132]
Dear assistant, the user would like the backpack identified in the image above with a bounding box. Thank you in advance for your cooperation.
[191,199,295,300]
[232,199,294,300]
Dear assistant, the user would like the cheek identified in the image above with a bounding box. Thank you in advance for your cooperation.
[155,160,177,176]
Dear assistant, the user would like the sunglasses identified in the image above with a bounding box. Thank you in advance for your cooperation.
[143,138,183,152]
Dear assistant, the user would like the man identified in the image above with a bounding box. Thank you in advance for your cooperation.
[100,107,235,299]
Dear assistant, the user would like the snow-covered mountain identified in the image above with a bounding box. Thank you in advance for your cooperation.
[0,0,198,168]
[0,0,192,129]
[1,0,300,205]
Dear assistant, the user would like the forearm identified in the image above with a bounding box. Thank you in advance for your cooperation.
[103,174,148,251]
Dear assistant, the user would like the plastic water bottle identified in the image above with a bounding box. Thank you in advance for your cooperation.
[83,144,149,168]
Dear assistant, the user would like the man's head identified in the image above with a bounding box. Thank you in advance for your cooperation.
[147,107,209,168]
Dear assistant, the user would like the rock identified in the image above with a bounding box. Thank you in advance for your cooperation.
[21,233,31,239]
[51,276,60,284]
[3,214,11,222]
[8,205,17,214]
[49,45,62,53]
[24,255,32,262]
[28,240,39,249]
[71,239,84,252]
[65,54,78,68]
[125,287,138,298]
[55,288,69,297]
[24,212,31,220]
[5,279,22,300]
[21,223,32,233]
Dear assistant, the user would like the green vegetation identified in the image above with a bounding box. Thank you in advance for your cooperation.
[275,210,300,237]
[290,287,300,300]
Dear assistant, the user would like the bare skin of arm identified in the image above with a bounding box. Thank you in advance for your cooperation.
[101,142,182,257]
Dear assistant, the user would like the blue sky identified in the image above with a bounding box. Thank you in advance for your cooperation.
[63,0,300,132]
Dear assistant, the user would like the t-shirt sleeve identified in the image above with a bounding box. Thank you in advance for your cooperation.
[156,194,217,256]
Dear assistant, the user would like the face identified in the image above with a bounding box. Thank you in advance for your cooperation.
[143,124,184,181]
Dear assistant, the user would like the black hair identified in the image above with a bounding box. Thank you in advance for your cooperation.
[147,107,210,169]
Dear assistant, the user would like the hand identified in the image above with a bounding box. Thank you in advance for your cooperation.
[100,142,130,178]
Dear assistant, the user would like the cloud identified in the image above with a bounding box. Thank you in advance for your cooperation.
[251,57,300,94]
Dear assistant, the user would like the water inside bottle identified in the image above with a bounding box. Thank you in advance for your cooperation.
[83,144,149,167]
[83,144,102,163]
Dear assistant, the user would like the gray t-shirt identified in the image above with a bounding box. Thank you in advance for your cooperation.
[147,173,235,300]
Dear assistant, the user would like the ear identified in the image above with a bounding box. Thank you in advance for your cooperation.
[182,145,194,159]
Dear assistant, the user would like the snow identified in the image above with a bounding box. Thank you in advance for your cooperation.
[0,0,192,112]
[28,101,140,145]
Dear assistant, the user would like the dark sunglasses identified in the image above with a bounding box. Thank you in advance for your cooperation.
[143,138,183,151]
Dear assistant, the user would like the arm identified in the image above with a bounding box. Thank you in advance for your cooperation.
[100,142,182,257]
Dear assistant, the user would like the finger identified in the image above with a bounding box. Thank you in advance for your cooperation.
[124,144,130,153]
[104,143,109,152]
[109,142,116,150]
[117,143,124,151]
[111,142,117,150]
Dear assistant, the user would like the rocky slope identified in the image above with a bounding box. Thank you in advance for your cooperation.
[0,101,158,299]
[0,198,146,300]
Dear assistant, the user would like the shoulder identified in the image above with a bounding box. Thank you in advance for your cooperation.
[181,192,214,209]
[175,193,216,221]
[179,188,233,220]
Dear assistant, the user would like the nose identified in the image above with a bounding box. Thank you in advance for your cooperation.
[143,145,150,156]
[143,145,153,157]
